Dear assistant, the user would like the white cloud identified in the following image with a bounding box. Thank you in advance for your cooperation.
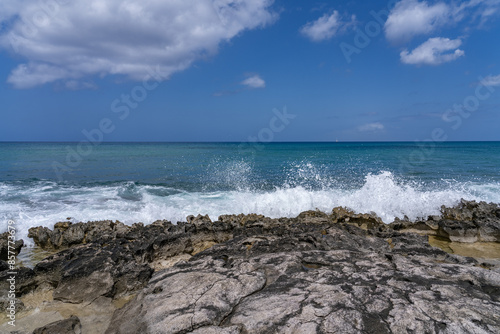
[482,74,500,86]
[241,75,265,88]
[400,37,464,65]
[385,0,450,43]
[0,0,277,89]
[358,122,384,132]
[453,0,500,26]
[385,0,500,43]
[300,11,355,42]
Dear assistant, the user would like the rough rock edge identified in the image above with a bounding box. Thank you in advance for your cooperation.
[1,200,499,333]
[32,315,81,334]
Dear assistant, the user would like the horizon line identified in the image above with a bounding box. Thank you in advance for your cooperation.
[1,140,500,144]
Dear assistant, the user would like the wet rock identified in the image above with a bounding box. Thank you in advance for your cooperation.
[8,218,237,302]
[0,266,36,298]
[0,260,9,272]
[0,231,24,261]
[34,242,153,303]
[32,315,81,334]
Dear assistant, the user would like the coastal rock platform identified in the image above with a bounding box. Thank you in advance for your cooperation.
[1,200,500,333]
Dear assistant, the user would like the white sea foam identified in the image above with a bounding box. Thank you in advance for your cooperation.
[1,171,499,245]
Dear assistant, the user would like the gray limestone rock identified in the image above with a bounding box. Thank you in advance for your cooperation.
[3,200,499,334]
[106,220,500,333]
[32,315,82,334]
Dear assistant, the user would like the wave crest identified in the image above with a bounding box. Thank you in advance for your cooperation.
[1,171,499,245]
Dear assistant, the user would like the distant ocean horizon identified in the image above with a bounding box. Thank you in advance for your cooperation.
[2,141,500,245]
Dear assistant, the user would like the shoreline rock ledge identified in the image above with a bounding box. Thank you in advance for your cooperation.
[1,200,500,333]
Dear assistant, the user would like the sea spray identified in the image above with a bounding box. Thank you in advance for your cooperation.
[2,171,496,245]
[2,142,500,245]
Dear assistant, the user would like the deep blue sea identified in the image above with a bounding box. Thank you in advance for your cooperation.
[1,142,500,244]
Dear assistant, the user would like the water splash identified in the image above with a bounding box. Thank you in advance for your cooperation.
[2,170,498,245]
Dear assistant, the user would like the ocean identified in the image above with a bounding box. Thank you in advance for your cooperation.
[1,142,500,244]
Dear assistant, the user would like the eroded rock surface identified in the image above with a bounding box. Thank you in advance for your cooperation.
[1,200,499,333]
[0,231,24,261]
[106,219,500,334]
[32,315,82,334]
[390,200,500,243]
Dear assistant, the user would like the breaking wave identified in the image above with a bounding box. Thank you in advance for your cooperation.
[2,168,499,245]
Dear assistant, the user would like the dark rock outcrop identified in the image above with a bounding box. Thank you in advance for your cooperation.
[390,200,500,243]
[0,231,24,261]
[439,200,500,242]
[27,220,130,249]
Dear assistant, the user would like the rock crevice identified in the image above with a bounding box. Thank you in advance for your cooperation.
[0,200,499,333]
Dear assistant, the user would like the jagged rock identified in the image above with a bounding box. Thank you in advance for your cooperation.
[0,295,24,313]
[437,219,480,242]
[0,260,8,271]
[218,213,269,226]
[60,222,86,246]
[388,200,500,244]
[0,266,36,298]
[295,210,330,222]
[438,200,500,242]
[3,200,500,333]
[28,226,53,249]
[106,221,500,334]
[5,218,236,301]
[28,220,130,249]
[32,315,81,334]
[330,206,384,229]
[34,242,153,303]
[389,216,439,235]
[186,214,212,226]
[0,232,24,261]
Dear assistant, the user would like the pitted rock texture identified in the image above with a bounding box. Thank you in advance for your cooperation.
[390,200,500,243]
[32,315,82,334]
[106,221,500,334]
[0,231,24,261]
[1,200,499,333]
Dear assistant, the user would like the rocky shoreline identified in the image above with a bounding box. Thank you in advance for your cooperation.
[1,199,500,333]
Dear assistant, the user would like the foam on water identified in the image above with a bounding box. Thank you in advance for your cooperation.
[2,170,499,245]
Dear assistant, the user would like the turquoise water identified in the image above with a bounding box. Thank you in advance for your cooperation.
[1,142,499,243]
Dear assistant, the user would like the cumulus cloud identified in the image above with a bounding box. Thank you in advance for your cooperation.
[300,11,355,42]
[385,0,450,43]
[482,74,500,86]
[0,0,277,89]
[400,37,464,65]
[385,0,500,43]
[241,74,265,88]
[358,122,384,132]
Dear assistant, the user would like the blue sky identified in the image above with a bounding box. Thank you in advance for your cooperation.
[0,0,499,142]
